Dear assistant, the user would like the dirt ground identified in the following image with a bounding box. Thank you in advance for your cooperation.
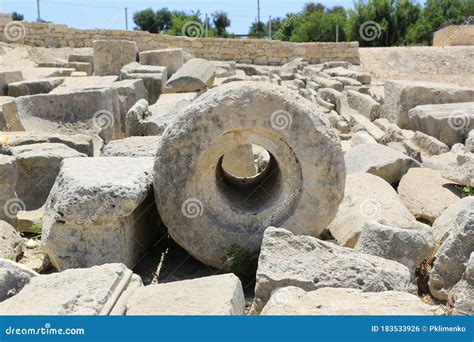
[359,46,474,88]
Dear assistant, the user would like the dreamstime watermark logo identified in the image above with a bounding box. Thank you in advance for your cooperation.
[182,21,204,38]
[272,14,298,41]
[3,198,26,218]
[269,287,292,308]
[92,110,114,131]
[3,21,26,42]
[443,15,474,45]
[261,189,300,228]
[447,110,471,131]
[359,198,381,219]
[270,109,292,130]
[359,21,381,42]
[181,198,204,219]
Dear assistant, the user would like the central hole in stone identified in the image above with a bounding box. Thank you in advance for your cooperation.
[216,144,282,210]
[221,144,271,184]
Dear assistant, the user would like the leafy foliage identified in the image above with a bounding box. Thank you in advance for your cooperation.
[212,11,231,37]
[461,185,474,197]
[222,244,259,284]
[12,12,24,21]
[132,1,474,45]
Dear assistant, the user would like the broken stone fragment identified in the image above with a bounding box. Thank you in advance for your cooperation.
[10,142,87,210]
[429,208,473,301]
[261,287,441,315]
[125,274,245,315]
[0,258,38,302]
[139,48,184,75]
[344,142,420,184]
[0,155,18,226]
[252,227,411,313]
[93,40,138,76]
[101,136,160,157]
[0,220,23,261]
[398,168,462,224]
[163,58,216,93]
[355,221,435,278]
[383,80,474,129]
[327,173,423,247]
[0,263,135,315]
[42,157,162,270]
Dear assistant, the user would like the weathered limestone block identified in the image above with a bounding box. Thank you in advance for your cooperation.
[311,76,343,91]
[0,71,23,95]
[98,79,147,134]
[333,76,362,87]
[355,221,435,277]
[120,62,167,104]
[7,78,64,97]
[411,131,449,157]
[17,206,44,233]
[351,130,377,146]
[126,93,197,137]
[407,102,474,147]
[449,253,474,315]
[344,143,420,184]
[0,259,38,302]
[0,263,134,315]
[324,67,371,84]
[0,131,94,156]
[125,274,245,315]
[68,53,94,73]
[0,155,18,226]
[11,143,86,210]
[252,227,411,313]
[350,114,385,141]
[262,287,440,315]
[398,168,462,224]
[345,89,382,121]
[163,58,216,93]
[429,207,473,301]
[3,88,122,143]
[42,157,161,270]
[139,48,183,75]
[432,197,474,245]
[210,61,236,78]
[154,82,345,268]
[50,76,118,94]
[101,136,160,157]
[383,80,474,129]
[0,220,23,261]
[93,40,138,76]
[442,153,474,187]
[466,130,474,153]
[327,173,423,247]
[0,96,15,130]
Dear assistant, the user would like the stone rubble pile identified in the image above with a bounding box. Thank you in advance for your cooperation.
[0,39,472,316]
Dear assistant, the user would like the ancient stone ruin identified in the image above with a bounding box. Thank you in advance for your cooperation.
[0,33,472,316]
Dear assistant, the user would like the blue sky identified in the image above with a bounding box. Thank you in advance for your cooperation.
[0,0,358,34]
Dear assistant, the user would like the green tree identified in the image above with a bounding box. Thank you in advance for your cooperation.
[304,2,326,13]
[12,12,24,21]
[289,4,347,42]
[346,0,422,47]
[212,11,231,37]
[165,10,206,37]
[248,21,267,38]
[273,13,300,40]
[155,8,173,32]
[406,0,474,45]
[133,8,159,33]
